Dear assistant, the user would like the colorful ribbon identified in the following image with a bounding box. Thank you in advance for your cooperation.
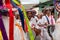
[11,1,25,40]
[12,0,34,40]
[24,19,28,32]
[0,13,8,40]
[11,0,24,31]
[0,0,8,40]
[12,0,20,5]
[21,4,35,40]
[0,30,3,40]
[5,0,14,40]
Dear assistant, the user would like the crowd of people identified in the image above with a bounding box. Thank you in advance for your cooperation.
[22,6,60,40]
[2,7,60,40]
[15,6,60,40]
[26,8,55,40]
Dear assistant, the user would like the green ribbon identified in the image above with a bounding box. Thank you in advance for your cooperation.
[12,0,34,40]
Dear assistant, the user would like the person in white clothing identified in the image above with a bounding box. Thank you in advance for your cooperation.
[52,13,60,40]
[37,13,51,40]
[43,9,55,40]
[27,10,41,40]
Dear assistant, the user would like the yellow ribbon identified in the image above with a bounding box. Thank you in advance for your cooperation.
[12,0,34,40]
[0,30,3,40]
[12,0,20,5]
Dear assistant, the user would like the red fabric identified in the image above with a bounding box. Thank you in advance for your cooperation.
[5,0,14,40]
[24,19,28,32]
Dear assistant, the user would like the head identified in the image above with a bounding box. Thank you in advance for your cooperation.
[42,9,46,15]
[15,14,20,20]
[27,11,33,20]
[37,13,43,19]
[45,9,51,16]
[32,10,36,17]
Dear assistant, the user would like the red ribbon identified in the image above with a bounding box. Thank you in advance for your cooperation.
[5,0,14,40]
[24,19,28,32]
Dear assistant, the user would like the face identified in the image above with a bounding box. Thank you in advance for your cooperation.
[46,10,51,16]
[15,14,20,19]
[27,12,32,20]
[32,11,36,17]
[37,14,43,19]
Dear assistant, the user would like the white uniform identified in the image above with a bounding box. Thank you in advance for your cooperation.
[34,16,38,22]
[29,17,41,40]
[42,16,47,25]
[29,17,39,29]
[37,18,51,40]
[52,18,60,40]
[42,15,55,25]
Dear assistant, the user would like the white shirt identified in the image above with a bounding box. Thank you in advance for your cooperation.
[42,16,47,24]
[52,18,60,40]
[37,19,43,25]
[29,17,39,29]
[37,18,51,40]
[34,16,38,21]
[42,15,55,25]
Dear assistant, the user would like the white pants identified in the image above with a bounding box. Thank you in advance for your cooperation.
[40,27,51,40]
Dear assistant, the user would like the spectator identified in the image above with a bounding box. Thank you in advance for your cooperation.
[52,13,60,40]
[37,12,51,40]
[27,10,41,40]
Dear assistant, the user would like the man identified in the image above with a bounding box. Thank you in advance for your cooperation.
[42,9,55,40]
[37,12,51,40]
[27,10,41,40]
[52,13,60,40]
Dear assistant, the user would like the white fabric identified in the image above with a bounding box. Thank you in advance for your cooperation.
[37,18,51,40]
[42,16,47,24]
[2,16,9,39]
[29,17,39,29]
[34,16,38,21]
[37,19,43,25]
[52,18,60,40]
[42,15,55,25]
[2,16,26,40]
